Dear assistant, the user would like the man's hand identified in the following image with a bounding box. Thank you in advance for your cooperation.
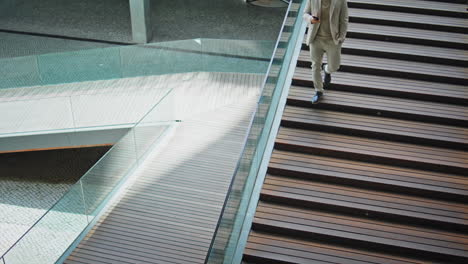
[337,36,345,44]
[311,16,320,24]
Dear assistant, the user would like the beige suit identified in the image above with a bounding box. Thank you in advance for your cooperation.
[304,0,349,46]
[304,0,349,92]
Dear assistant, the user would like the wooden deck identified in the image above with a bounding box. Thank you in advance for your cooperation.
[243,0,468,263]
[62,73,263,264]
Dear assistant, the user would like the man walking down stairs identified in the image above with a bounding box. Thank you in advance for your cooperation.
[303,0,349,104]
[243,0,467,263]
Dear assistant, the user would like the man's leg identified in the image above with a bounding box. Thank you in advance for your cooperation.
[324,40,342,80]
[309,39,325,93]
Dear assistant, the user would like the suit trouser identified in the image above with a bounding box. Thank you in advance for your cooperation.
[309,36,342,92]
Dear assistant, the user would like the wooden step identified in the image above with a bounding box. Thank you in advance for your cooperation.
[348,0,468,18]
[281,106,468,150]
[275,127,468,175]
[244,2,468,264]
[348,23,467,49]
[251,201,468,263]
[425,0,467,3]
[244,231,423,264]
[298,51,468,85]
[349,8,468,33]
[302,37,468,67]
[260,173,468,233]
[269,149,468,202]
[293,66,468,105]
[288,86,468,127]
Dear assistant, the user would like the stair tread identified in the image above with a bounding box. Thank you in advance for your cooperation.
[256,201,468,250]
[262,172,467,221]
[269,149,468,194]
[343,38,468,62]
[323,37,468,62]
[253,201,468,256]
[246,231,423,264]
[298,51,467,81]
[349,8,468,29]
[294,66,468,99]
[348,0,468,14]
[302,36,468,63]
[244,247,336,264]
[276,127,468,170]
[282,106,468,145]
[349,23,467,45]
[288,86,468,122]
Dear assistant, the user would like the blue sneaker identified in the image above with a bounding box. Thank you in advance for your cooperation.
[311,91,323,104]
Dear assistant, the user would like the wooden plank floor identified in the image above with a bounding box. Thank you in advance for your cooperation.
[63,74,263,264]
[243,0,468,263]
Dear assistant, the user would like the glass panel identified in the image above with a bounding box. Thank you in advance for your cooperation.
[37,48,121,85]
[123,40,203,76]
[0,38,274,138]
[205,0,307,262]
[0,39,274,91]
[0,56,40,89]
[200,39,274,74]
[133,90,176,160]
[2,183,87,264]
[80,131,138,218]
[0,87,176,263]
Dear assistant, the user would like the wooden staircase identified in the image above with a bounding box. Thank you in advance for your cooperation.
[243,0,468,263]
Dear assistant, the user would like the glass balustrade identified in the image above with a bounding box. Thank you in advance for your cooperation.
[0,38,274,140]
[0,87,175,264]
[205,0,307,263]
[0,37,276,264]
[0,39,274,90]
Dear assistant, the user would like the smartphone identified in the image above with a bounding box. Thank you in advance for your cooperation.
[312,16,319,20]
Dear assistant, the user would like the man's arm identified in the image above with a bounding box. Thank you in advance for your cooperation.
[303,0,319,24]
[303,0,312,22]
[338,0,349,43]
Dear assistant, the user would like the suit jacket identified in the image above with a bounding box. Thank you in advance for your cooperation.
[303,0,349,46]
